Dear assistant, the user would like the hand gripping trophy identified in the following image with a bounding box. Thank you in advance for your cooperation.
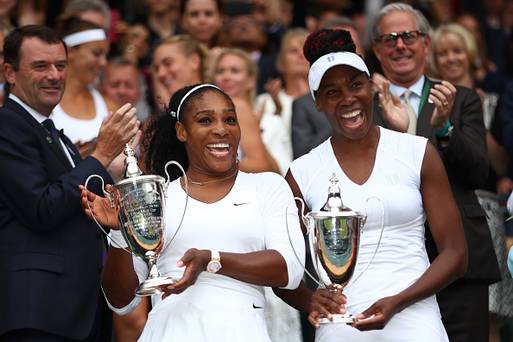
[86,145,188,296]
[292,174,384,324]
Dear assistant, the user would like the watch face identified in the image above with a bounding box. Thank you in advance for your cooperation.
[207,260,221,273]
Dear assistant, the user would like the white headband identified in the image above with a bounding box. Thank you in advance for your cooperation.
[308,51,370,99]
[170,84,223,121]
[63,29,107,47]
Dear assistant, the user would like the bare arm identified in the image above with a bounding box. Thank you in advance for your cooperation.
[112,290,150,341]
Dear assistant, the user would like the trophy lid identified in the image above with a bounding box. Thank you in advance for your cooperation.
[114,145,165,187]
[312,174,361,218]
[124,144,143,178]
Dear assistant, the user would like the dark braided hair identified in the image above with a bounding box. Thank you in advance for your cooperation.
[141,84,233,181]
[303,29,357,66]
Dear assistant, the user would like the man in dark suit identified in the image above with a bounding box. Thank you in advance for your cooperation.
[370,3,500,342]
[0,25,139,341]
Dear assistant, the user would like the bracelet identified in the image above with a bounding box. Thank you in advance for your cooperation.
[435,121,452,138]
[108,229,128,249]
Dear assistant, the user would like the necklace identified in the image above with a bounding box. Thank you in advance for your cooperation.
[185,167,239,186]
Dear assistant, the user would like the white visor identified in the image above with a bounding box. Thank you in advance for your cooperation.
[308,51,370,99]
[63,29,107,47]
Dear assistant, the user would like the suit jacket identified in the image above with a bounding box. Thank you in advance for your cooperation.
[373,78,501,283]
[0,98,113,339]
[291,94,332,159]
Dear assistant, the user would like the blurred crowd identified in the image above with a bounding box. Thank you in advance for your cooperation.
[2,0,513,341]
[1,0,513,181]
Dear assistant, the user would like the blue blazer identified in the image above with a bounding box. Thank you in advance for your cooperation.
[0,98,113,339]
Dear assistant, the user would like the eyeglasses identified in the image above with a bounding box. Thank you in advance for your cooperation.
[376,30,426,48]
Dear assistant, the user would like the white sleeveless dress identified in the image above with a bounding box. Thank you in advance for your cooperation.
[52,86,109,144]
[131,171,305,342]
[289,127,449,342]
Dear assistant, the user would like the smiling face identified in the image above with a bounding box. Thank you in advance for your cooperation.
[181,0,223,46]
[315,65,373,141]
[153,42,201,97]
[373,11,430,88]
[213,53,255,99]
[102,64,141,105]
[68,39,109,84]
[279,36,309,78]
[176,89,241,176]
[4,37,67,116]
[435,32,471,84]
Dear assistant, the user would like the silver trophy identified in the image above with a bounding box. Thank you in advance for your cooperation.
[294,174,384,324]
[86,145,188,297]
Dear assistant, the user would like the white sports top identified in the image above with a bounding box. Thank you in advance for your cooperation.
[128,171,305,342]
[290,127,447,341]
[290,127,432,311]
[53,87,109,143]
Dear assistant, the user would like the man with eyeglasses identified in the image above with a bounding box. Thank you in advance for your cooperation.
[370,3,500,342]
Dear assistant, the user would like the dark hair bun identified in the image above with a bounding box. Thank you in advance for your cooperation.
[303,29,356,65]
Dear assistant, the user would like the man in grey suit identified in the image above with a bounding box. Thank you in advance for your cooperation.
[370,3,500,342]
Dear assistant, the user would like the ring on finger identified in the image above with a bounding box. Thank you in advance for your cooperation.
[442,101,448,107]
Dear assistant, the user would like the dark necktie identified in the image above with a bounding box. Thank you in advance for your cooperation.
[42,118,65,154]
[42,118,81,166]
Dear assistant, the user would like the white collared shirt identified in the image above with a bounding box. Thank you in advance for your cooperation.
[9,94,75,167]
[389,75,425,117]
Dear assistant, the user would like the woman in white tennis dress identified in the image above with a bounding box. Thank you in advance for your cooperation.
[277,29,467,341]
[82,84,305,341]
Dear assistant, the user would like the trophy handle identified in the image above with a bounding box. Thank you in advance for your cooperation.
[84,174,132,254]
[285,199,324,287]
[346,196,385,288]
[294,196,314,234]
[162,160,189,249]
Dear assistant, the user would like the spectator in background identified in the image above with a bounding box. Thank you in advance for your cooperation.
[61,0,111,30]
[133,0,180,60]
[151,34,207,110]
[255,28,310,137]
[210,48,281,173]
[291,16,364,159]
[116,23,150,67]
[428,23,510,192]
[456,11,506,94]
[53,18,115,157]
[13,0,48,26]
[224,12,277,94]
[429,22,513,342]
[252,0,294,54]
[179,0,224,48]
[101,57,152,123]
[371,3,500,341]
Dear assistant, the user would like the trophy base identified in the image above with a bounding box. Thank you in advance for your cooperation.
[319,313,358,324]
[136,276,175,297]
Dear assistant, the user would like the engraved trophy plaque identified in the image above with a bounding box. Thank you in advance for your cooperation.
[86,145,187,297]
[293,174,384,324]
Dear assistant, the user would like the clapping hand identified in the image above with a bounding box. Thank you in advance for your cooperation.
[373,73,409,132]
[428,81,456,129]
[91,103,140,167]
[352,295,401,331]
[264,78,283,116]
[162,248,211,298]
[79,184,120,229]
[308,285,347,328]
